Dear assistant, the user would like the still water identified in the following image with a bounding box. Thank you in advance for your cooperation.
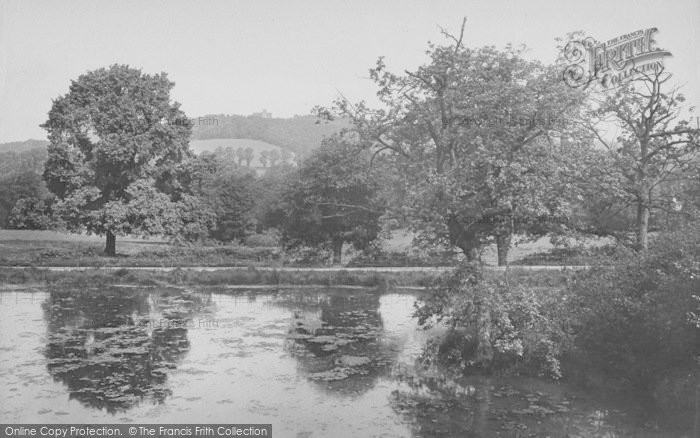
[0,286,686,437]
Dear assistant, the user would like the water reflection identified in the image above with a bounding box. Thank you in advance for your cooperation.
[0,288,684,436]
[42,287,212,413]
[387,354,640,437]
[279,289,401,394]
[389,363,489,437]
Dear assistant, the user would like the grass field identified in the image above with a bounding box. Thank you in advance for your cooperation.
[0,229,280,267]
[0,229,611,268]
[0,229,582,289]
[382,229,612,266]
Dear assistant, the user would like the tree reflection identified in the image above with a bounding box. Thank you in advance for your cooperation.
[389,362,493,437]
[280,289,401,394]
[42,286,212,413]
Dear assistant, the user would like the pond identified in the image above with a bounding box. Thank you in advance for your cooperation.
[0,286,688,437]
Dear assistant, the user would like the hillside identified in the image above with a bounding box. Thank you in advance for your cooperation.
[0,139,49,153]
[0,113,346,157]
[190,114,346,156]
[189,138,291,167]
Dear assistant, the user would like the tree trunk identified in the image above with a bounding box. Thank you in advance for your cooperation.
[105,231,116,256]
[475,300,493,366]
[447,215,482,264]
[464,246,480,263]
[694,367,699,438]
[636,200,649,250]
[496,232,511,266]
[331,239,343,265]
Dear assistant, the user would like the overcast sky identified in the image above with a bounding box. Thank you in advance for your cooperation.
[0,0,698,143]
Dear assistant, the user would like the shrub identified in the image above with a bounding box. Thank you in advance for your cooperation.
[568,223,700,426]
[9,197,56,230]
[347,246,458,267]
[244,229,281,247]
[414,263,573,378]
[512,244,621,266]
[283,245,331,266]
[569,224,700,388]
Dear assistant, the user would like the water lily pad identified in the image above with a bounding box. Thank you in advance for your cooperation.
[308,368,352,381]
[337,355,371,367]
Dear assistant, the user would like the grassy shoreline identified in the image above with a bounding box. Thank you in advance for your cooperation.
[0,265,572,288]
[0,266,441,288]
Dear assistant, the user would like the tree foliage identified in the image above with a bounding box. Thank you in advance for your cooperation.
[569,222,700,422]
[321,23,589,264]
[582,68,700,249]
[0,171,48,228]
[414,263,572,378]
[9,197,56,230]
[42,65,212,254]
[278,135,385,264]
[202,168,257,242]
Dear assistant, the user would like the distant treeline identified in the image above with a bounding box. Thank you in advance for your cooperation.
[0,147,46,175]
[0,139,49,154]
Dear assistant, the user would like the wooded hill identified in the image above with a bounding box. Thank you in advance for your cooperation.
[0,113,345,156]
[190,113,346,155]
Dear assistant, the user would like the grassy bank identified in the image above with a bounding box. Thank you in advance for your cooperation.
[0,229,606,268]
[0,265,571,289]
[0,266,439,288]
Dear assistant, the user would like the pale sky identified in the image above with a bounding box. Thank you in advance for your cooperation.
[0,0,698,143]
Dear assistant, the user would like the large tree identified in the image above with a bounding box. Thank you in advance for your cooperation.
[584,68,700,249]
[42,64,210,255]
[279,135,384,264]
[323,22,588,264]
[202,167,257,242]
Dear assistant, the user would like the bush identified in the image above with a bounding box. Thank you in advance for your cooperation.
[512,244,621,266]
[9,197,56,230]
[283,245,331,266]
[568,223,700,425]
[347,240,459,267]
[244,229,281,247]
[569,225,700,387]
[414,263,573,378]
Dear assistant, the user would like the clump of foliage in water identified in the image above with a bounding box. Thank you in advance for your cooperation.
[414,263,574,379]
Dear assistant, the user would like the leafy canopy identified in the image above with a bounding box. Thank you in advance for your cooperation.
[279,134,385,262]
[42,64,213,247]
[320,26,589,260]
